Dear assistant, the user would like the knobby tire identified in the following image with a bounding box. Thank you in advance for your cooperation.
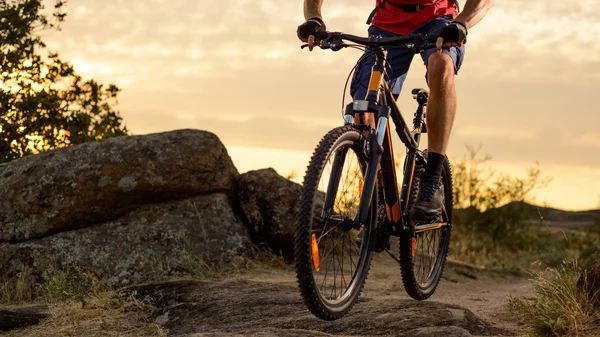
[294,126,378,320]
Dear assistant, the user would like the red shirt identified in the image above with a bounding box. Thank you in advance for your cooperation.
[371,0,458,35]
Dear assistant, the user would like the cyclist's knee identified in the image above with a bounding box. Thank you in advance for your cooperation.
[426,53,454,84]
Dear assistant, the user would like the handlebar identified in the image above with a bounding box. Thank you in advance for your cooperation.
[301,31,438,52]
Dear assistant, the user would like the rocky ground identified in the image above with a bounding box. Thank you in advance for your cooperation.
[1,251,535,337]
[126,250,534,337]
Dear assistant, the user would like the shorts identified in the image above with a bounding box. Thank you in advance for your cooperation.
[350,15,466,100]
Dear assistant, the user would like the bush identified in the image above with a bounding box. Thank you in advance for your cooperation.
[452,145,552,240]
[45,265,103,306]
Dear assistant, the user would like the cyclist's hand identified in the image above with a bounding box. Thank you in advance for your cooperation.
[297,17,326,51]
[436,21,467,51]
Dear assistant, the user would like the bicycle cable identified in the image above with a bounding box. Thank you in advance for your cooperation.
[340,47,371,117]
[340,44,412,118]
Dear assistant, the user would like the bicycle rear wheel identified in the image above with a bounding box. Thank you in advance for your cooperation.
[399,153,453,300]
[294,126,378,320]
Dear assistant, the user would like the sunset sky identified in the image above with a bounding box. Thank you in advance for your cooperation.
[42,0,600,211]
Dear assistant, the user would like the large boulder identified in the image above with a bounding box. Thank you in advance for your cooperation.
[236,169,301,258]
[0,129,239,243]
[577,262,600,308]
[0,193,249,288]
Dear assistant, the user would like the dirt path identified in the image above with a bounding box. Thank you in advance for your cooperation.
[128,251,535,337]
[366,251,535,335]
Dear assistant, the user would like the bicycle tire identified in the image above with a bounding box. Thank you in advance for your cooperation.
[294,126,378,320]
[399,152,453,300]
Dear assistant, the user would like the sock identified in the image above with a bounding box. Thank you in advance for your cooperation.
[425,152,445,178]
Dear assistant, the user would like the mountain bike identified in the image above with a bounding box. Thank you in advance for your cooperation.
[293,31,453,320]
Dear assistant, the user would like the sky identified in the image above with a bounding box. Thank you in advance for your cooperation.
[40,0,600,211]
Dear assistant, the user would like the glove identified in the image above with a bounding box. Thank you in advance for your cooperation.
[297,17,326,41]
[438,21,468,46]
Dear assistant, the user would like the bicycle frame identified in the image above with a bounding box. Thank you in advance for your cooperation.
[333,47,428,235]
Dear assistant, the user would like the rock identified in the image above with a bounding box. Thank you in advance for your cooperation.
[236,169,302,258]
[128,279,504,337]
[0,193,248,287]
[183,330,335,337]
[402,326,472,337]
[0,305,49,331]
[577,262,600,308]
[0,129,239,243]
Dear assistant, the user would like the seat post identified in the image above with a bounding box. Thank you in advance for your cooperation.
[411,88,429,136]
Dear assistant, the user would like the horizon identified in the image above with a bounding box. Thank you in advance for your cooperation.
[38,0,600,211]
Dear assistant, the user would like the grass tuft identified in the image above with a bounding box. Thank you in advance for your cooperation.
[246,244,292,271]
[5,290,167,337]
[509,262,600,337]
[0,266,36,305]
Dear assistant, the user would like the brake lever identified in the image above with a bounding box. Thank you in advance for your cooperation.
[316,39,347,51]
[300,33,346,51]
[300,42,332,50]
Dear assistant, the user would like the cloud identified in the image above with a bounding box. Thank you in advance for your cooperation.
[573,133,600,148]
[39,0,600,173]
[457,126,536,140]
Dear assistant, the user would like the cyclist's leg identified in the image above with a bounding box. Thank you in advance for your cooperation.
[416,15,466,157]
[409,16,465,221]
[350,26,415,117]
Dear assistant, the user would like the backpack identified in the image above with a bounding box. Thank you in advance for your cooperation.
[366,0,461,25]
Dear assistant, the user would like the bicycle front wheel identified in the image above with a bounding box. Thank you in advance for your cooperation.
[294,126,378,320]
[400,152,453,300]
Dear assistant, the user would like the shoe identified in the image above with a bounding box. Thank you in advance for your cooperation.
[409,174,444,223]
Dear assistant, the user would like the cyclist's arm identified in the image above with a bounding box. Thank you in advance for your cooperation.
[453,0,491,29]
[304,0,323,20]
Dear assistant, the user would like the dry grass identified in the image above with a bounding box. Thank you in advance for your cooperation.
[245,244,292,271]
[178,248,219,279]
[5,291,167,337]
[509,262,600,337]
[0,267,36,305]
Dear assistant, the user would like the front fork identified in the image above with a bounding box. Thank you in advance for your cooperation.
[325,46,391,225]
[342,100,391,225]
[356,113,389,224]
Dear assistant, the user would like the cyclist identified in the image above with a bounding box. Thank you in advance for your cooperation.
[297,0,491,222]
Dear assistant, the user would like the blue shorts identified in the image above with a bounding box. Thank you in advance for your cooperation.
[350,15,466,100]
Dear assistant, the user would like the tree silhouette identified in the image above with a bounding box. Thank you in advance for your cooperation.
[0,0,129,163]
